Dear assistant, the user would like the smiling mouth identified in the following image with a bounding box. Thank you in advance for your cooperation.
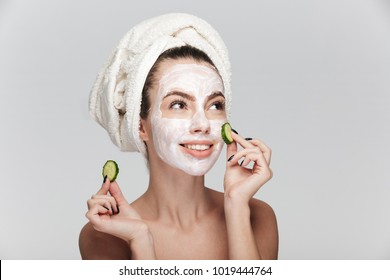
[179,144,213,151]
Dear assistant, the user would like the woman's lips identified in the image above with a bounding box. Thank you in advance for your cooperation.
[179,141,214,159]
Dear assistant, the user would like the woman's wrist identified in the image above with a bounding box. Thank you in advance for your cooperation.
[224,189,251,208]
[224,198,250,217]
[128,225,156,259]
[224,194,251,221]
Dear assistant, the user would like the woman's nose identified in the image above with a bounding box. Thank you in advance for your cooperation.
[190,110,210,134]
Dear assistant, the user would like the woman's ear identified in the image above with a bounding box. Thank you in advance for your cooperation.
[139,118,149,142]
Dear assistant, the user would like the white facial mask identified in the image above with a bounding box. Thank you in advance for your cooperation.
[150,64,226,176]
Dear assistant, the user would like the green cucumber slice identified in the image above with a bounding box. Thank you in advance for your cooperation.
[102,160,119,182]
[221,122,234,144]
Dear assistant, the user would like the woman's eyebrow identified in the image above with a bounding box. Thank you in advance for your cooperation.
[163,91,195,101]
[206,91,225,101]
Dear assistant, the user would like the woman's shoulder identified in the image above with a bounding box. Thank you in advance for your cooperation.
[79,222,131,260]
[248,198,279,259]
[208,189,278,258]
[249,198,276,218]
[248,198,278,231]
[206,188,277,220]
[206,187,276,215]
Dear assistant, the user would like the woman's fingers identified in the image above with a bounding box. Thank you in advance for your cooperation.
[86,204,110,224]
[228,147,272,176]
[229,130,272,165]
[87,177,136,222]
[246,138,272,165]
[109,180,129,208]
[92,178,124,214]
[240,152,258,167]
[231,131,255,149]
[226,136,238,160]
[87,196,118,215]
[96,176,110,195]
[228,148,261,166]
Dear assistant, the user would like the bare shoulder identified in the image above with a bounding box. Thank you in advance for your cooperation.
[249,198,277,222]
[249,198,279,259]
[79,222,131,260]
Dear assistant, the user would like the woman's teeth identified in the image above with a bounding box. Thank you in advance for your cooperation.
[184,144,212,151]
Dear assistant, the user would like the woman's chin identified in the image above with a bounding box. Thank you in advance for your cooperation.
[175,158,217,176]
[155,145,222,176]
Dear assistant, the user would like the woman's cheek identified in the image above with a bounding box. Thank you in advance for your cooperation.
[151,117,189,160]
[210,119,226,152]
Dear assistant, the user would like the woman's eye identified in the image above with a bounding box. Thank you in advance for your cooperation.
[209,101,225,111]
[169,100,187,110]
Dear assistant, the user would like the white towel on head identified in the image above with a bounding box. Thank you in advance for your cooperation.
[89,13,232,156]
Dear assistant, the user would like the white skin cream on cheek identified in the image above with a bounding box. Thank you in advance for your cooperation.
[150,64,226,176]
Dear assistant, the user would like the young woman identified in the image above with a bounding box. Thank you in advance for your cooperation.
[79,14,278,260]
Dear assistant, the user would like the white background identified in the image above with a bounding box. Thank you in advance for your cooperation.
[0,0,389,259]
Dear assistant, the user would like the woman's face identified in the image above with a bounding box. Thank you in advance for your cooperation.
[146,59,227,176]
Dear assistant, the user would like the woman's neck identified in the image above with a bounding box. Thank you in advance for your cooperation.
[141,159,214,229]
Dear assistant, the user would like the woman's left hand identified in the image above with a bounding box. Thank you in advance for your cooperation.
[223,130,273,203]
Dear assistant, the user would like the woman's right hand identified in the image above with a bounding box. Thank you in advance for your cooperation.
[86,178,156,259]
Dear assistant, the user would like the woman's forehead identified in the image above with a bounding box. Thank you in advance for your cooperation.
[158,63,223,92]
[157,57,215,73]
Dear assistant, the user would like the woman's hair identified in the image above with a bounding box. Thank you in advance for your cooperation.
[140,45,216,120]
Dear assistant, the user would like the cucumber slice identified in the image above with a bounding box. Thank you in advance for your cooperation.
[221,122,234,144]
[102,160,119,182]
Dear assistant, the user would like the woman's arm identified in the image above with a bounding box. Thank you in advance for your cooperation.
[224,197,278,259]
[79,222,131,260]
[224,196,260,259]
[224,131,278,259]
